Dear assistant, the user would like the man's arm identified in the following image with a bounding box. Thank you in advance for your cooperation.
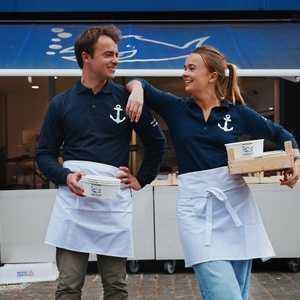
[36,105,71,185]
[130,104,167,188]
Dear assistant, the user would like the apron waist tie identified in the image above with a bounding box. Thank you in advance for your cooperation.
[192,187,243,246]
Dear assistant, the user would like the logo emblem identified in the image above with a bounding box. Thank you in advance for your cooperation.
[151,118,158,127]
[218,114,233,132]
[110,104,126,124]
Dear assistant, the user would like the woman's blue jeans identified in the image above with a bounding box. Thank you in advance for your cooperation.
[193,259,252,300]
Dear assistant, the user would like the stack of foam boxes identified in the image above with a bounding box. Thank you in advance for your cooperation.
[16,129,40,188]
[17,129,40,157]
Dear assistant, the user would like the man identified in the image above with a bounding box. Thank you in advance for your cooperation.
[36,25,166,300]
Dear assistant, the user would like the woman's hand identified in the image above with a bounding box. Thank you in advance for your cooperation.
[280,160,300,188]
[126,80,144,122]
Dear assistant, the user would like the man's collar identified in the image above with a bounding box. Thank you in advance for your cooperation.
[76,78,114,94]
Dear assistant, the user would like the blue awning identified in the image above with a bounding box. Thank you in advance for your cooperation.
[0,23,299,77]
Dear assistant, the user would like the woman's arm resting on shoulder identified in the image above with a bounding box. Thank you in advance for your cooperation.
[126,80,144,123]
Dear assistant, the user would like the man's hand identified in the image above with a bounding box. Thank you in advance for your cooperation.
[66,172,86,196]
[117,166,141,191]
[126,81,144,123]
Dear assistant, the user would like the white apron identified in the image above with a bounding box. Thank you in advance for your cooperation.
[177,166,275,267]
[45,160,133,258]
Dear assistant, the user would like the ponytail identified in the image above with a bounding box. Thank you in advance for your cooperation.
[225,63,245,105]
[192,46,245,105]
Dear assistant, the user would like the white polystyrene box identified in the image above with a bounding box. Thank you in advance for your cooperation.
[225,139,264,159]
[0,262,58,284]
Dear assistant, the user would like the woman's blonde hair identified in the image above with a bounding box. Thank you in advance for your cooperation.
[192,45,245,105]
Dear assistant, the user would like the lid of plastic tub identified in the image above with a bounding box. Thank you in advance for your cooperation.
[81,175,120,186]
[225,139,264,147]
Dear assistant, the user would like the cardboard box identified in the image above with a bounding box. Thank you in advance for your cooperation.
[18,143,37,156]
[22,129,40,144]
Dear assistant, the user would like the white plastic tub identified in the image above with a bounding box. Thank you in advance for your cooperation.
[225,139,264,159]
[81,175,120,199]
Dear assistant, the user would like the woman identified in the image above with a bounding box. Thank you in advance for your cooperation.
[126,45,300,300]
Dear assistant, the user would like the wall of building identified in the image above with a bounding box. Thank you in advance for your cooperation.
[0,0,299,23]
[1,0,299,12]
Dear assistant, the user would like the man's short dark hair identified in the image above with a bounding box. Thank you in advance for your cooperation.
[74,25,122,69]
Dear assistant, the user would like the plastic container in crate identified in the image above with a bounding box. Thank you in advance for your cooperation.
[225,139,264,159]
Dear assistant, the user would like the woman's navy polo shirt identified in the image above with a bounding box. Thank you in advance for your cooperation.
[135,78,298,174]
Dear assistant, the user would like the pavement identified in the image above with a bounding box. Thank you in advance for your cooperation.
[1,259,300,299]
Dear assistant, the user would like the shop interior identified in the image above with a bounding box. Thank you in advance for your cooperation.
[0,75,276,190]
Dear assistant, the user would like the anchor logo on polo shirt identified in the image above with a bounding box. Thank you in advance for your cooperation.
[218,114,233,132]
[110,104,126,124]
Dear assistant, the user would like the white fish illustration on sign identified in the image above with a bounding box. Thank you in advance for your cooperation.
[46,27,210,64]
[118,35,210,63]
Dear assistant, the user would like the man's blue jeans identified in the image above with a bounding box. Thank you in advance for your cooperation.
[193,259,252,300]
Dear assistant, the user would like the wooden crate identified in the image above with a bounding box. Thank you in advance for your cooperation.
[150,173,179,186]
[243,171,282,184]
[227,141,294,175]
[150,173,173,186]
